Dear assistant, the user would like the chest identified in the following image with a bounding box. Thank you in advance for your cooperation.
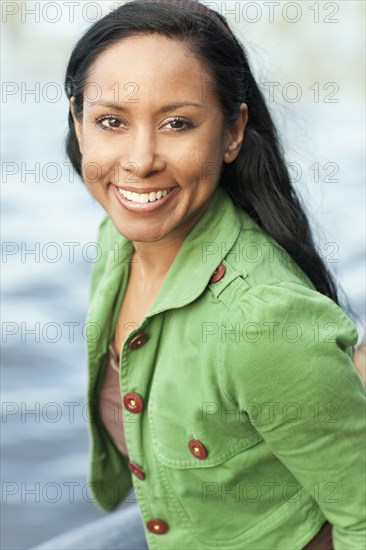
[92,272,263,472]
[111,268,161,357]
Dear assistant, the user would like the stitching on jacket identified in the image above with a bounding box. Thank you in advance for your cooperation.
[191,492,324,547]
[152,434,263,468]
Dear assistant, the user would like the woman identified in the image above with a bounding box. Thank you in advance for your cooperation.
[34,1,365,549]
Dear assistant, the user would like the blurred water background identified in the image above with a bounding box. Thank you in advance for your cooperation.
[1,1,365,548]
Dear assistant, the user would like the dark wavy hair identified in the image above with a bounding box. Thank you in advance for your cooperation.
[64,0,357,319]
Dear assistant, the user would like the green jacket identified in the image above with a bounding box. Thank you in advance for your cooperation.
[85,184,365,549]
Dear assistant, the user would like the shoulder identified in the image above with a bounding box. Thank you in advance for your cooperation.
[225,207,316,291]
[207,209,361,399]
[215,277,358,362]
[204,198,318,320]
[216,277,360,408]
[210,207,357,347]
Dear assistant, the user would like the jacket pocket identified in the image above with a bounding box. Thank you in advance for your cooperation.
[148,317,263,468]
[149,405,295,547]
[148,408,312,548]
[148,375,271,546]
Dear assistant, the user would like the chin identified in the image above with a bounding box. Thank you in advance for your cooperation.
[112,222,168,244]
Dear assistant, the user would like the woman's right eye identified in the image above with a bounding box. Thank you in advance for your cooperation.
[95,115,124,131]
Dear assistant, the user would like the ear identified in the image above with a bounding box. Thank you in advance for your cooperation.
[70,97,83,155]
[223,103,248,164]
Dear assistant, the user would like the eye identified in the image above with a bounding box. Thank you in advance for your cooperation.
[95,115,125,131]
[94,114,196,133]
[163,117,195,132]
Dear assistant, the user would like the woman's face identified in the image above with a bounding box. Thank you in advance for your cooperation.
[71,34,247,244]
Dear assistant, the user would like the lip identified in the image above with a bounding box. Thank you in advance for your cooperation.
[116,186,177,194]
[113,184,180,213]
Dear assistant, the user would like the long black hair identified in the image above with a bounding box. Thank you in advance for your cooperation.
[64,0,357,318]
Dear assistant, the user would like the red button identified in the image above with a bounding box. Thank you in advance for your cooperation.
[188,439,207,459]
[123,392,143,413]
[209,263,225,283]
[146,519,169,535]
[128,462,145,480]
[128,332,149,350]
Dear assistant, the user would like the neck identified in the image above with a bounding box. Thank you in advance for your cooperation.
[130,205,207,292]
[130,238,180,293]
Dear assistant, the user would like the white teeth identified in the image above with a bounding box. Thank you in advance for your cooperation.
[119,187,171,203]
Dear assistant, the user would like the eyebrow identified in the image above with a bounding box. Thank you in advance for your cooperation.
[91,101,204,113]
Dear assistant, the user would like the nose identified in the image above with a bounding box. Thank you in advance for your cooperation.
[122,126,165,181]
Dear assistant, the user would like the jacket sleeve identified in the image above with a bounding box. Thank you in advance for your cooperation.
[220,281,365,549]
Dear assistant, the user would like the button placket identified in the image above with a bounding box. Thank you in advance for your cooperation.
[120,328,149,484]
[122,330,149,413]
[122,324,170,534]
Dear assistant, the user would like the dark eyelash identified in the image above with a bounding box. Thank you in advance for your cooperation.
[94,114,196,133]
[95,114,122,132]
[167,117,196,132]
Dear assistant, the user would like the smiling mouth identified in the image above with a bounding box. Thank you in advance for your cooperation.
[117,187,175,204]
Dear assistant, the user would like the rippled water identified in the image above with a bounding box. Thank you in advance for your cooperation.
[2,3,365,549]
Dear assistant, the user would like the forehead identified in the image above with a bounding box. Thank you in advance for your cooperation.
[85,34,216,106]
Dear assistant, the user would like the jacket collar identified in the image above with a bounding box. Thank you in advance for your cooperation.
[101,184,243,316]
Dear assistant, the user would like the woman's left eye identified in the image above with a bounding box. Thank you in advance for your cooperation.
[163,117,195,132]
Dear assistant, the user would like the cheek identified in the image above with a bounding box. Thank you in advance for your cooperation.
[80,138,114,185]
[81,162,103,190]
[182,141,224,184]
[79,125,225,187]
[163,121,225,170]
[81,134,110,163]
